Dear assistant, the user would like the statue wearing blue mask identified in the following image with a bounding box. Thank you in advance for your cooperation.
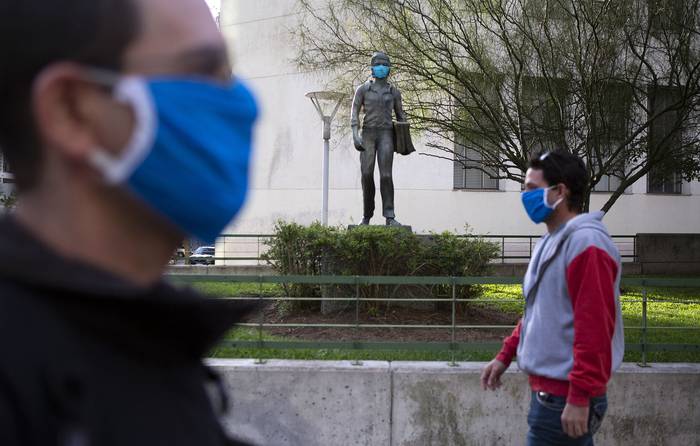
[350,51,414,227]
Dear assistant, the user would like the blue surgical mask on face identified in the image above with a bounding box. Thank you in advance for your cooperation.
[88,73,258,244]
[521,186,563,224]
[372,64,390,79]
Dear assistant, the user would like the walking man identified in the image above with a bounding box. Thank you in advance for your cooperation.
[481,151,624,445]
[351,51,407,226]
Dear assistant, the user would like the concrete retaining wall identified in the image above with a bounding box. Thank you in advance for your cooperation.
[637,233,700,275]
[211,360,700,446]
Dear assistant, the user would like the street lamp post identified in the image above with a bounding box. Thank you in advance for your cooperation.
[306,91,345,226]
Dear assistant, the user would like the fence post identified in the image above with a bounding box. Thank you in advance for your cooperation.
[501,238,505,264]
[638,286,649,367]
[449,277,458,367]
[255,275,266,365]
[352,276,362,366]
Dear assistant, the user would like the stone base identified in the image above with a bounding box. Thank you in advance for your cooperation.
[347,224,413,232]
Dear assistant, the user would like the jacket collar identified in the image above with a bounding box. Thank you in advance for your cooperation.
[367,79,393,94]
[0,216,254,361]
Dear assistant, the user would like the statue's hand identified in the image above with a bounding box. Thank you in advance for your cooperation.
[353,135,365,152]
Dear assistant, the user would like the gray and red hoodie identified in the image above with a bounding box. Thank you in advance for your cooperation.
[496,211,624,406]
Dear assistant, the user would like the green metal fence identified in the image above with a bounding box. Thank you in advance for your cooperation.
[167,274,700,365]
[199,234,638,264]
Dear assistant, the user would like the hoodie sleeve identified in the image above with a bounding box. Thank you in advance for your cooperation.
[565,245,619,406]
[495,320,521,368]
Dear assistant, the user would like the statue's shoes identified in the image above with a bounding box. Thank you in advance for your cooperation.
[386,218,402,227]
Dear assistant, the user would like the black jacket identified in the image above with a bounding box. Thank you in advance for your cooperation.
[0,217,255,445]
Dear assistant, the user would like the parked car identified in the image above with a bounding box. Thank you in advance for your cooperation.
[189,246,215,265]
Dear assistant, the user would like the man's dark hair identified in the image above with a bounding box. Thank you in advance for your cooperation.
[0,0,140,190]
[529,150,588,213]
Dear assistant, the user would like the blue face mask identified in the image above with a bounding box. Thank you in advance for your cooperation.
[89,74,258,244]
[521,186,563,224]
[372,64,390,79]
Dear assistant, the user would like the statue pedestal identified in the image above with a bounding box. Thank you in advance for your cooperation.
[347,224,413,232]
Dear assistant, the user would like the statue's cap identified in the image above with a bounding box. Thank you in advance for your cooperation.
[371,51,391,66]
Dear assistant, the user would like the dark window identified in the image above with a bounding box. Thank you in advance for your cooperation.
[454,145,499,190]
[523,0,569,20]
[648,169,683,194]
[648,0,692,35]
[521,77,569,154]
[453,74,501,190]
[591,84,631,193]
[647,86,684,195]
[0,151,14,184]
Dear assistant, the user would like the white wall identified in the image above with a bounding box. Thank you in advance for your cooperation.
[220,1,700,236]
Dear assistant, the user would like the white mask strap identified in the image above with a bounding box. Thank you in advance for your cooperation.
[544,186,564,210]
[87,76,157,184]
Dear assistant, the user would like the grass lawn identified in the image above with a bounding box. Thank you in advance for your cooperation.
[192,280,700,363]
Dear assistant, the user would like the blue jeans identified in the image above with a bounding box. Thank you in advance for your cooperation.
[526,391,608,446]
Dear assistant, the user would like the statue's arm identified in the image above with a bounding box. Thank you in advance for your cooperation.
[394,88,408,122]
[350,86,364,128]
[351,86,365,151]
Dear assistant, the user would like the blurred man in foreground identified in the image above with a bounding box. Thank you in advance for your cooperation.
[0,0,257,444]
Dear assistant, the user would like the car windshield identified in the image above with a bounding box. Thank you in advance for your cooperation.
[194,247,215,255]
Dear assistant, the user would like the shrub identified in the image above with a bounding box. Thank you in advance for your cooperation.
[261,221,337,309]
[263,221,500,312]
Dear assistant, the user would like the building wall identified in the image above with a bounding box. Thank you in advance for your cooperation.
[220,0,700,236]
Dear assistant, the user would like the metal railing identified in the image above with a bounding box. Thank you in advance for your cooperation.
[167,274,700,366]
[201,234,637,265]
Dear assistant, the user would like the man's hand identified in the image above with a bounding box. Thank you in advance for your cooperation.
[561,403,589,438]
[480,359,506,391]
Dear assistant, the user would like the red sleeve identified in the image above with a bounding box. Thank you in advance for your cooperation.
[495,320,521,368]
[566,246,618,406]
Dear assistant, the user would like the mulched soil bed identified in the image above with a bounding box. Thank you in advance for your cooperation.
[242,302,520,343]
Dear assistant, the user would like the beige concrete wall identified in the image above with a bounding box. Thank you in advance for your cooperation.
[213,360,700,446]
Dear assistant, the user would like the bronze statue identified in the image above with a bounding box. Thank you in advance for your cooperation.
[351,52,413,226]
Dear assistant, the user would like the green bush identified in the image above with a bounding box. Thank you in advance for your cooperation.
[261,221,336,307]
[418,231,501,304]
[262,221,500,312]
[0,192,16,210]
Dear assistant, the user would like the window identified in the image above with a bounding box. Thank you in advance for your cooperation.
[453,145,499,190]
[648,0,691,35]
[523,0,569,21]
[648,170,683,194]
[453,74,501,190]
[591,84,631,193]
[647,86,684,194]
[0,151,13,184]
[521,77,568,154]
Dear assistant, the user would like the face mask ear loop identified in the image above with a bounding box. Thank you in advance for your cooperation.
[87,77,157,185]
[544,185,564,210]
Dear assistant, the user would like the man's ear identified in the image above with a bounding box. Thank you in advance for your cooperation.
[557,183,572,209]
[32,63,103,163]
